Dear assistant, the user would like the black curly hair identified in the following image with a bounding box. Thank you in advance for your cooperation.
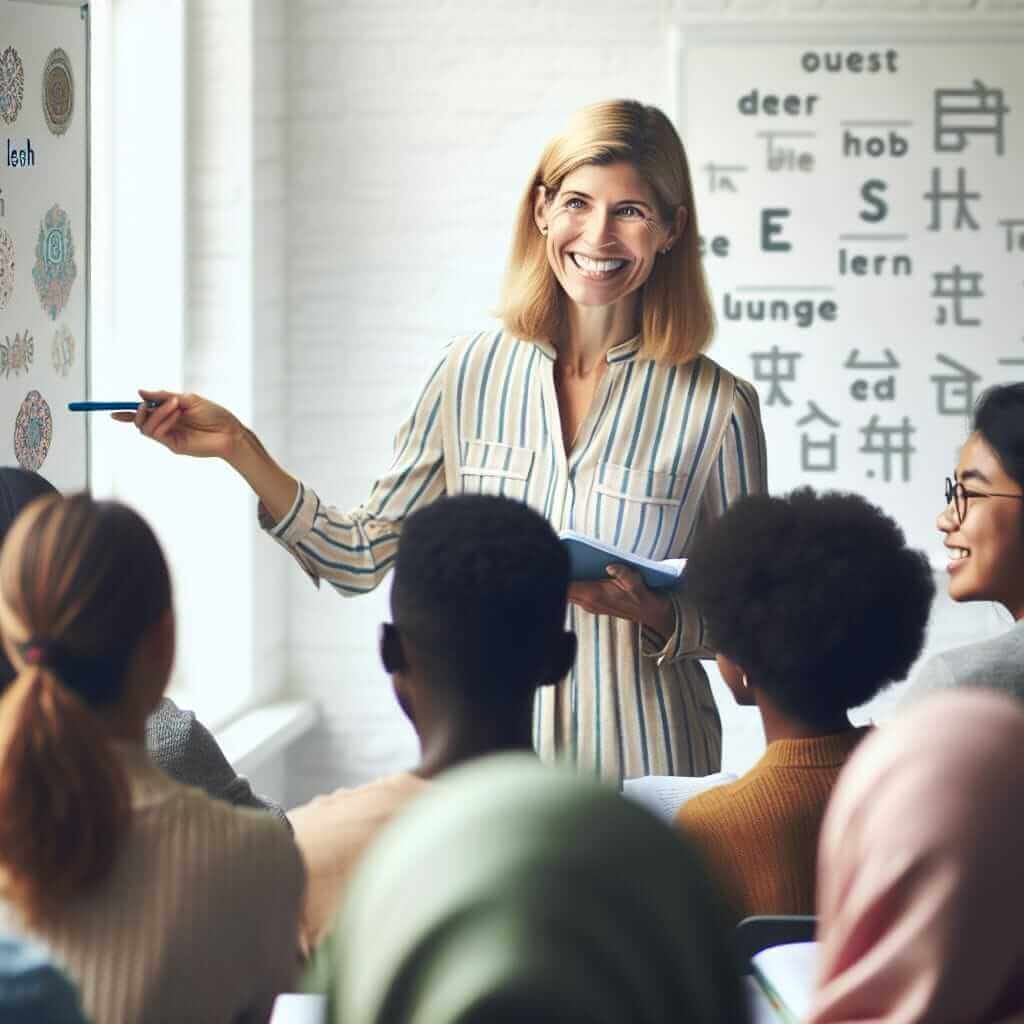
[974,384,1024,526]
[391,494,570,705]
[684,488,934,724]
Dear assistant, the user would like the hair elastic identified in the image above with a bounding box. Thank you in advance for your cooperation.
[21,639,58,669]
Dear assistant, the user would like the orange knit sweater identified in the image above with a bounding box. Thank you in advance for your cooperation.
[676,727,869,923]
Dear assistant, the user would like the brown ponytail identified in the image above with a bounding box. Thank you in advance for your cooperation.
[0,667,130,925]
[0,493,171,926]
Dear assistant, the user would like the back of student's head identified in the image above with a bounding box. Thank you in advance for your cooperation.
[390,495,571,707]
[685,488,934,724]
[0,468,59,691]
[809,690,1024,1024]
[323,754,749,1024]
[0,493,172,926]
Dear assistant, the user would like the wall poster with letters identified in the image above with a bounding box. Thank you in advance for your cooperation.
[675,24,1024,557]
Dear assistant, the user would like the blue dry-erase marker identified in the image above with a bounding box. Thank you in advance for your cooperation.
[68,400,163,412]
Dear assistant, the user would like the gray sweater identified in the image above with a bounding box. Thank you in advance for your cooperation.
[905,617,1024,705]
[144,698,291,832]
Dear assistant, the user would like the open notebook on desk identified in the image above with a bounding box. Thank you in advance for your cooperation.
[622,772,737,823]
[559,530,686,590]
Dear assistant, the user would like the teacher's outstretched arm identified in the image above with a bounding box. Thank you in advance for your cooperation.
[115,352,448,597]
[114,389,299,523]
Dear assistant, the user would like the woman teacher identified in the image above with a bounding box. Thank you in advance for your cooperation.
[120,100,767,783]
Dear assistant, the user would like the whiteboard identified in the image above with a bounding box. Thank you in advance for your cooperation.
[0,0,88,491]
[675,24,1024,557]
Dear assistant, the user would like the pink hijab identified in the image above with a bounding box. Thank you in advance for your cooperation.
[808,690,1024,1024]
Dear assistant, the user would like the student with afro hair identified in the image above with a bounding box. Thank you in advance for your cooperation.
[676,487,934,922]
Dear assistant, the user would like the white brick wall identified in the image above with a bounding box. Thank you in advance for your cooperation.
[252,0,291,707]
[182,0,259,721]
[275,0,1023,803]
[675,0,1024,13]
[174,0,291,720]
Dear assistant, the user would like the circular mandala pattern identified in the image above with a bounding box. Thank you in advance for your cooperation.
[0,228,14,310]
[32,204,77,320]
[0,46,25,125]
[1,329,34,379]
[52,324,75,377]
[42,48,73,135]
[14,390,53,472]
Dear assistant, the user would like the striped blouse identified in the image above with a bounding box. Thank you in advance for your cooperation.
[266,330,767,783]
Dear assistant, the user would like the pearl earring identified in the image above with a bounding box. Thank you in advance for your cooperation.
[741,673,750,689]
[541,227,548,236]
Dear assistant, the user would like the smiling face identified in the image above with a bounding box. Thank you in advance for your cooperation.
[939,431,1024,617]
[534,161,682,319]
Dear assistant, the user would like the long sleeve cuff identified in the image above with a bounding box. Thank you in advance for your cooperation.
[258,481,322,586]
[640,592,715,664]
[640,598,676,664]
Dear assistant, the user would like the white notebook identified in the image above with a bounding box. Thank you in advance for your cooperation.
[270,994,327,1024]
[745,975,783,1024]
[621,771,738,822]
[749,942,819,1023]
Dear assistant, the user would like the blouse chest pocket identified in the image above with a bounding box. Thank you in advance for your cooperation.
[458,440,536,504]
[586,461,688,559]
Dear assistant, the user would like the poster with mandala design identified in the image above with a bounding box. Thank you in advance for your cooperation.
[1,330,34,379]
[0,2,88,492]
[13,390,52,471]
[32,204,76,319]
[51,324,74,377]
[42,47,73,135]
[0,229,14,310]
[0,45,24,125]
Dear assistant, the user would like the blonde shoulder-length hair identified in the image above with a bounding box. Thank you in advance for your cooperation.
[497,100,714,366]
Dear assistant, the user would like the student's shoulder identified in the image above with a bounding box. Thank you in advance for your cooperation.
[171,782,299,868]
[677,766,788,838]
[913,625,1024,695]
[676,775,746,828]
[292,773,428,836]
[951,622,1024,667]
[144,697,196,756]
[137,784,302,925]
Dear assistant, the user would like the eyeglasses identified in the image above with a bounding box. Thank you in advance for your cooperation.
[944,477,1024,525]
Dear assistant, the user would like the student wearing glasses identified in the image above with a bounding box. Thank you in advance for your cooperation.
[908,383,1024,703]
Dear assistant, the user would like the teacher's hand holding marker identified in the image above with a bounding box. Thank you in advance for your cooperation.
[109,100,768,784]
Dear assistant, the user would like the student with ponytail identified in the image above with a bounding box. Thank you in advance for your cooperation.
[0,466,291,829]
[0,493,303,1023]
